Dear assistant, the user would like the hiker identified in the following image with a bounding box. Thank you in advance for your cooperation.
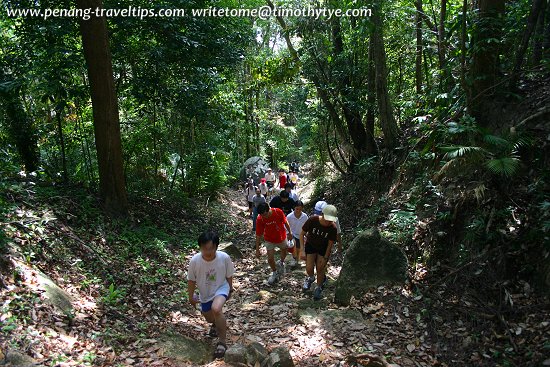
[300,205,338,300]
[269,190,296,217]
[264,168,276,194]
[252,188,266,232]
[313,201,343,253]
[286,200,309,267]
[284,182,299,202]
[278,169,287,189]
[245,177,257,218]
[290,160,299,174]
[288,170,300,189]
[188,231,235,359]
[258,178,269,198]
[255,202,292,285]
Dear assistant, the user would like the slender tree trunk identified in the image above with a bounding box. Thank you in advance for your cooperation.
[366,40,377,156]
[0,71,39,172]
[56,111,68,182]
[77,0,128,217]
[438,0,449,88]
[511,0,545,85]
[533,0,546,66]
[415,0,423,95]
[544,1,550,61]
[372,11,399,148]
[460,0,468,93]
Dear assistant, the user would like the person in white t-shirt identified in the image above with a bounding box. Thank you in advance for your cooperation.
[264,168,276,193]
[286,200,309,267]
[188,231,235,359]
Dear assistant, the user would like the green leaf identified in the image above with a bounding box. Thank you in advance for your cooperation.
[485,157,521,177]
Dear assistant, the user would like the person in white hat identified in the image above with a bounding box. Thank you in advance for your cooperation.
[313,201,343,253]
[300,204,339,300]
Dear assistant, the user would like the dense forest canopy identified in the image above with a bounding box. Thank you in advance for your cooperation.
[1,0,549,365]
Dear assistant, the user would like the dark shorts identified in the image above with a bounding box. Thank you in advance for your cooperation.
[201,294,228,312]
[267,181,274,188]
[248,201,254,209]
[305,242,328,256]
[293,236,302,249]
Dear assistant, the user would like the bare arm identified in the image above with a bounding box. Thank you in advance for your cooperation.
[188,280,197,305]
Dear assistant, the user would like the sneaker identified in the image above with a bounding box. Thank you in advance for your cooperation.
[268,271,278,285]
[313,286,323,301]
[320,275,328,290]
[302,276,314,291]
[276,260,285,275]
[288,257,297,267]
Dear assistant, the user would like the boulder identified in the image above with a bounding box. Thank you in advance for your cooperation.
[241,156,270,184]
[334,228,408,305]
[246,342,268,364]
[4,351,37,367]
[224,343,248,366]
[262,347,294,367]
[34,269,74,315]
[219,242,243,260]
[158,333,212,364]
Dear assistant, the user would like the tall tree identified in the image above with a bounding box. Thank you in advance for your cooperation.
[372,9,399,148]
[415,0,423,95]
[0,70,39,172]
[468,0,505,126]
[77,0,128,216]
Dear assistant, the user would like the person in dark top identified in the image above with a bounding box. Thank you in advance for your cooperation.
[269,190,296,217]
[300,205,338,301]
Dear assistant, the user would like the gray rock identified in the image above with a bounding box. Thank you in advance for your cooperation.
[245,342,268,364]
[158,333,212,364]
[262,347,294,367]
[219,242,243,260]
[4,351,37,366]
[224,343,248,366]
[334,228,408,306]
[34,269,74,315]
[241,156,270,183]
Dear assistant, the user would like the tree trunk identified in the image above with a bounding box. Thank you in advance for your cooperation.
[56,110,68,182]
[366,40,377,156]
[0,71,39,172]
[544,1,550,61]
[511,0,545,85]
[77,0,128,217]
[415,0,423,95]
[533,0,546,66]
[438,0,449,88]
[372,11,399,148]
[460,0,468,93]
[468,0,505,126]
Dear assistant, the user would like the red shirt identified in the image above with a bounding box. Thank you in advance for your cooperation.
[256,208,288,243]
[279,174,287,189]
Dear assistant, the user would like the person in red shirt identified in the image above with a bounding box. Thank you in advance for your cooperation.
[278,169,287,189]
[255,202,292,285]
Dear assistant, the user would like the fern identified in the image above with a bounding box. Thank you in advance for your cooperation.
[485,157,521,177]
[440,146,486,159]
[483,134,512,149]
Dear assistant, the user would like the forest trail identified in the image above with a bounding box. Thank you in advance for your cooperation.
[182,172,435,367]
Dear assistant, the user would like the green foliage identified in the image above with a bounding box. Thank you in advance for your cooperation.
[102,283,125,307]
[435,118,531,180]
[381,207,417,245]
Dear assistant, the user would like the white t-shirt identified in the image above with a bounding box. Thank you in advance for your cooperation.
[246,185,257,202]
[258,182,268,195]
[187,251,235,303]
[265,172,276,182]
[287,211,309,238]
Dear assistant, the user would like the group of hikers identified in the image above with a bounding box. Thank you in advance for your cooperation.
[187,161,343,359]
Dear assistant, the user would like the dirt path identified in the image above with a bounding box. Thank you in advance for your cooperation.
[183,179,432,367]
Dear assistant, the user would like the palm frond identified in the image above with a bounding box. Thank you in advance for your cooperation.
[483,134,511,149]
[440,146,486,160]
[485,157,521,177]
